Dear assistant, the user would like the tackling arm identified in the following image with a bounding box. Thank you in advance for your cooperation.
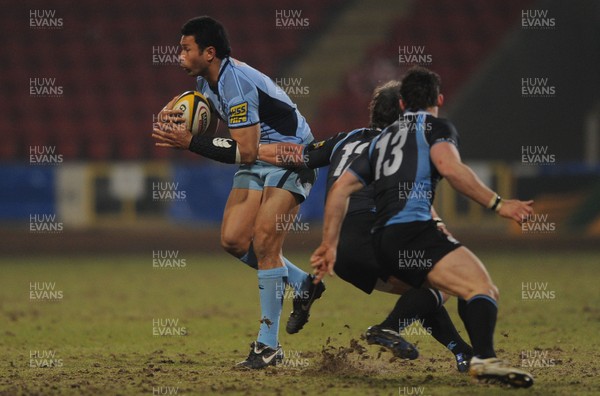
[258,143,305,167]
[258,135,341,169]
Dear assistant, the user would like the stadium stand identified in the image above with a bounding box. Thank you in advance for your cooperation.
[310,0,535,139]
[3,0,346,160]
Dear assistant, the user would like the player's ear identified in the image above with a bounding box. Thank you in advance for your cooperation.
[399,99,406,111]
[437,94,444,107]
[203,46,216,61]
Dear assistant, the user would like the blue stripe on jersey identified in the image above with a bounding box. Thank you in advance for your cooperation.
[346,168,367,187]
[330,128,364,161]
[385,113,433,225]
[368,132,384,159]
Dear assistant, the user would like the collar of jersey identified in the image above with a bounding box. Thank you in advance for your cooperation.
[217,57,231,84]
[205,57,231,96]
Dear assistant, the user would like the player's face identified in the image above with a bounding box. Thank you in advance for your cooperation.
[179,35,210,77]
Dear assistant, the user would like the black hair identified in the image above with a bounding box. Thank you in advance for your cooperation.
[181,16,231,59]
[369,80,402,129]
[399,66,441,111]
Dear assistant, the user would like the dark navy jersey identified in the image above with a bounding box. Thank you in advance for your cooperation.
[303,128,381,214]
[348,111,460,231]
[196,57,313,145]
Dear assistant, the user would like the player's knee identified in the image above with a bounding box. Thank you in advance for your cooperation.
[490,284,500,301]
[220,234,250,258]
[470,282,499,301]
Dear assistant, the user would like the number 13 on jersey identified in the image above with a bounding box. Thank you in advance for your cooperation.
[374,126,408,179]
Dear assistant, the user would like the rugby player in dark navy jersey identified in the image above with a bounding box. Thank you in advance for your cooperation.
[259,81,474,371]
[152,16,324,369]
[311,67,534,388]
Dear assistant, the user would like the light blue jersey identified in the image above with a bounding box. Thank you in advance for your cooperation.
[196,57,313,144]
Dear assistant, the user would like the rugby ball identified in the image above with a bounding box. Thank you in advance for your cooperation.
[172,91,211,135]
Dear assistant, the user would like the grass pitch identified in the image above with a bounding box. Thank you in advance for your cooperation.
[1,250,599,395]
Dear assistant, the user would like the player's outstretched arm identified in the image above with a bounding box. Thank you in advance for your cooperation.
[258,135,341,169]
[310,170,364,283]
[431,142,534,224]
[258,143,305,167]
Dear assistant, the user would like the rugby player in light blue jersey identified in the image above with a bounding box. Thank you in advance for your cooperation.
[152,16,324,369]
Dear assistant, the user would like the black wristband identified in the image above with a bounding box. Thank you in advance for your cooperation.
[490,195,502,211]
[188,135,240,164]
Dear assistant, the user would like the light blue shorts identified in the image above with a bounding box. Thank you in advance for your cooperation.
[232,160,317,202]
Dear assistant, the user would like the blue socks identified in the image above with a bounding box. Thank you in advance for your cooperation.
[239,243,310,348]
[240,243,309,293]
[239,243,259,269]
[257,266,288,348]
[281,256,309,293]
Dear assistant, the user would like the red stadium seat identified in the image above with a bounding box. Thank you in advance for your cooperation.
[5,0,361,159]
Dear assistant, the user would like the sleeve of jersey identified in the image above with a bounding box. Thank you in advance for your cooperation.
[347,149,373,186]
[428,118,460,148]
[224,72,259,129]
[303,133,347,169]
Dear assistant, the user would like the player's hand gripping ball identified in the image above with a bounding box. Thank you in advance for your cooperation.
[172,91,212,135]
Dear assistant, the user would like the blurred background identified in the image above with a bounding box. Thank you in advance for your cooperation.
[1,0,599,254]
